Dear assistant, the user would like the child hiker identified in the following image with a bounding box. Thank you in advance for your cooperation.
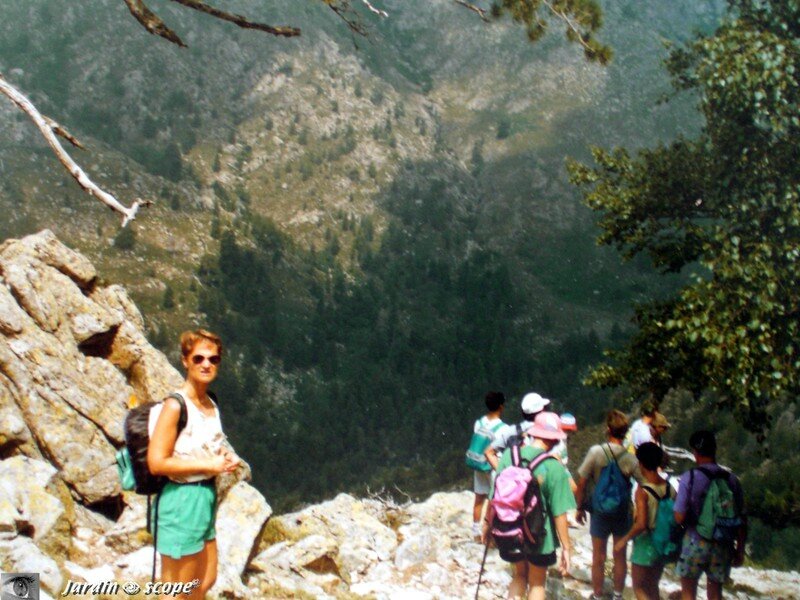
[466,391,506,540]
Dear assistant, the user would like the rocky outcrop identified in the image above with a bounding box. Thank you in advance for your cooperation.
[248,491,800,600]
[0,230,271,599]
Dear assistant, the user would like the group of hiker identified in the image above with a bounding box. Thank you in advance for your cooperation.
[467,392,747,600]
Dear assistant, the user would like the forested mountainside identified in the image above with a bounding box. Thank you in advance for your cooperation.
[4,0,798,570]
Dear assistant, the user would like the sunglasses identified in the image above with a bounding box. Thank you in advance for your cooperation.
[191,354,221,365]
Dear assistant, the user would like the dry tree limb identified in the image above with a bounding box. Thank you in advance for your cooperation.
[540,0,593,53]
[43,116,84,150]
[123,0,299,47]
[170,0,300,37]
[453,0,490,22]
[123,0,187,47]
[0,74,149,227]
[360,0,389,18]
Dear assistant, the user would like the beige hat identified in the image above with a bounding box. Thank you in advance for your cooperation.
[652,412,671,428]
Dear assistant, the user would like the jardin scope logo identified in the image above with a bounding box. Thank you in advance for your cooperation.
[1,573,39,600]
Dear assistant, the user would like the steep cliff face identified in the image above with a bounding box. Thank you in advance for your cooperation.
[0,230,798,599]
[0,230,271,598]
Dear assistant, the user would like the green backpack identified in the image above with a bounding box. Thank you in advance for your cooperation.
[465,417,505,471]
[693,467,743,543]
[643,484,681,562]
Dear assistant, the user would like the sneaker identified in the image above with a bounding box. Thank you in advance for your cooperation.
[471,522,481,539]
[612,592,624,600]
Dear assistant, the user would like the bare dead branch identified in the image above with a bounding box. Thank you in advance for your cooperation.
[324,1,370,37]
[453,0,490,22]
[360,0,389,18]
[0,74,149,227]
[123,0,187,47]
[169,0,300,37]
[540,0,593,53]
[44,116,84,150]
[123,0,300,47]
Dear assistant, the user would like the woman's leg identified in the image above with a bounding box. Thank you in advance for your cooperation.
[160,542,215,600]
[632,563,664,600]
[196,539,218,598]
[631,563,648,600]
[591,535,608,597]
[526,564,547,600]
[161,552,201,590]
[611,533,628,596]
[647,563,665,599]
[508,560,528,599]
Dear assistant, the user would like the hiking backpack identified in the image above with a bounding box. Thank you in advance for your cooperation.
[591,443,631,515]
[465,417,505,471]
[115,392,188,495]
[643,484,682,562]
[489,446,556,560]
[691,467,743,543]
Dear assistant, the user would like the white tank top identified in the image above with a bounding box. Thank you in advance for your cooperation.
[148,392,225,483]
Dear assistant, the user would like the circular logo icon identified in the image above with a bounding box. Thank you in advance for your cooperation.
[122,580,141,595]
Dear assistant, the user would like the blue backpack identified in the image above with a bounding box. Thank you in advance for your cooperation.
[592,444,631,515]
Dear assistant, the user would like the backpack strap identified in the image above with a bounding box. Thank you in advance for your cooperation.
[642,483,672,502]
[526,451,557,474]
[165,392,189,434]
[601,443,624,471]
[510,443,522,467]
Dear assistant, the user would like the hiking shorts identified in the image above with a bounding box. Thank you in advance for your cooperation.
[152,479,217,559]
[473,470,492,495]
[675,533,732,583]
[589,510,631,540]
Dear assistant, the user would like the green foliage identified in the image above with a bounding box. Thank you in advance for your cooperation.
[162,284,176,310]
[113,226,136,251]
[496,118,511,140]
[471,139,485,175]
[570,0,800,433]
[491,0,611,64]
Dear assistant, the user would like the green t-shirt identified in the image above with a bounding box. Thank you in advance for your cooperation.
[492,446,577,554]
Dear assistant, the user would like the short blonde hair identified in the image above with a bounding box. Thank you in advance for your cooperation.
[180,329,223,358]
[606,409,630,439]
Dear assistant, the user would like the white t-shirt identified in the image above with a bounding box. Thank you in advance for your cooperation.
[148,392,225,483]
[490,421,529,452]
[629,418,653,449]
[474,415,504,434]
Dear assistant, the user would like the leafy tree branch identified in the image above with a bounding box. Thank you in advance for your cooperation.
[570,0,800,433]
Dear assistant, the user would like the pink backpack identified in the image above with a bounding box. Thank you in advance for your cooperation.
[489,445,555,560]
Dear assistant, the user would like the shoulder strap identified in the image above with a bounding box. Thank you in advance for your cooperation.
[527,451,556,473]
[511,443,522,467]
[602,442,622,467]
[165,392,188,434]
[490,420,505,433]
[642,484,669,502]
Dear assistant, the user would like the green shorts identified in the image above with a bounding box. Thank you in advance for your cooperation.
[152,480,217,559]
[631,531,664,567]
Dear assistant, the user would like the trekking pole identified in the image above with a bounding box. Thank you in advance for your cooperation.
[475,537,490,600]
